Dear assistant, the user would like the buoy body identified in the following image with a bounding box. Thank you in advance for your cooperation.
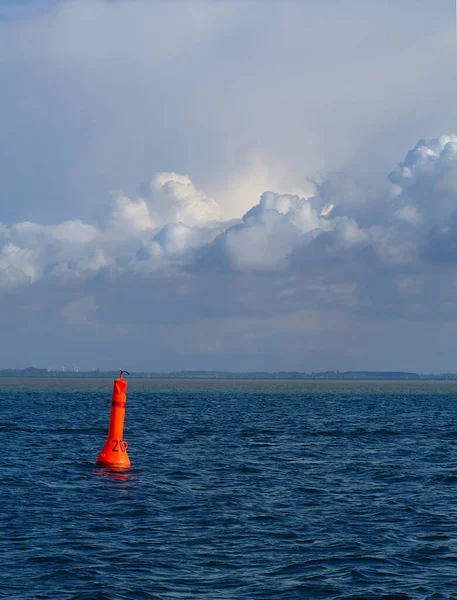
[96,374,130,469]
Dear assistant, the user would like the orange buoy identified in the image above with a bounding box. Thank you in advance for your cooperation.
[96,371,131,469]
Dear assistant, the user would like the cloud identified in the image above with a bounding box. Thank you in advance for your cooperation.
[150,173,223,226]
[388,135,457,226]
[1,135,457,299]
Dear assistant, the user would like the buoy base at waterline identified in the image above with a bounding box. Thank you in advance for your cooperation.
[96,438,130,469]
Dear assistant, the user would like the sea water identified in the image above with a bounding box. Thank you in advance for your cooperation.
[2,378,457,599]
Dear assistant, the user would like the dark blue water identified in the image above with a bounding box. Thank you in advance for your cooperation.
[3,378,457,599]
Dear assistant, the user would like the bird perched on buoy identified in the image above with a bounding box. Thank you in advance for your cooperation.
[96,370,131,469]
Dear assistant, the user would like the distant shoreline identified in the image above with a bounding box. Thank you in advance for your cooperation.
[2,368,457,381]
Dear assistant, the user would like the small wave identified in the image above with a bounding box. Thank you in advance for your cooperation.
[247,514,280,521]
[432,473,457,483]
[0,423,34,432]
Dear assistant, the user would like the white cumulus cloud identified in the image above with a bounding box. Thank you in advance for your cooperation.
[2,136,457,289]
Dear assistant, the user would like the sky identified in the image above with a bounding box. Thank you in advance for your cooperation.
[0,0,456,372]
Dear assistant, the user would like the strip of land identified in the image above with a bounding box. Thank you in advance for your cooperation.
[1,367,456,380]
